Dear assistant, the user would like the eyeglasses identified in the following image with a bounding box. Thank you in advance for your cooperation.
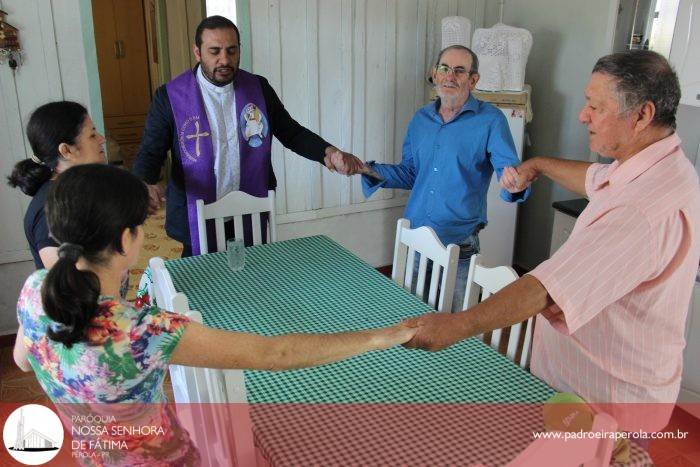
[435,64,470,77]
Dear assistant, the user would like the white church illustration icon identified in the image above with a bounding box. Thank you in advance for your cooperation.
[9,409,58,452]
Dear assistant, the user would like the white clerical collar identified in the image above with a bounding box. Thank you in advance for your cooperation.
[197,65,234,94]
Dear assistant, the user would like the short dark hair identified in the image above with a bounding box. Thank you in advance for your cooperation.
[42,164,149,347]
[195,15,240,48]
[592,50,680,129]
[435,45,479,74]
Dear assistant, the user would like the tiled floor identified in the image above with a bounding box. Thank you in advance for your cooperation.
[126,207,183,300]
[648,407,700,466]
[0,346,49,404]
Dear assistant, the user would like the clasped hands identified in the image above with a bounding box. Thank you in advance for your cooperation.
[324,146,376,177]
[401,312,468,352]
[499,159,539,193]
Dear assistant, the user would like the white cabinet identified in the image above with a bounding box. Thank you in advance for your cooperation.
[669,0,700,107]
[550,210,577,256]
[479,106,526,267]
[680,280,700,418]
[549,199,589,256]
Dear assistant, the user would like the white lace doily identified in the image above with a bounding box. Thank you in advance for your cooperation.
[441,16,471,49]
[472,23,533,91]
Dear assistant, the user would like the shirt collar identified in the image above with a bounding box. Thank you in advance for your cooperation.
[197,64,234,95]
[431,94,480,121]
[593,132,682,190]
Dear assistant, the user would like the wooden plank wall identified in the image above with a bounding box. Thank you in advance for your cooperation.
[247,0,485,223]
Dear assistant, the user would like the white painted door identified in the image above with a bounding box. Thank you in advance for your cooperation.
[670,0,700,107]
[0,0,63,264]
[0,0,94,264]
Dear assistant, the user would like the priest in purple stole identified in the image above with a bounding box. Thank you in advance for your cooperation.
[133,15,364,256]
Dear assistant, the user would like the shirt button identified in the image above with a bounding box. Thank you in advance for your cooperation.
[430,190,434,194]
[433,167,438,172]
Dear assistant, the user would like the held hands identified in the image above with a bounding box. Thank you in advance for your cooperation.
[324,146,365,176]
[401,312,465,352]
[146,184,166,214]
[372,320,421,350]
[500,159,540,193]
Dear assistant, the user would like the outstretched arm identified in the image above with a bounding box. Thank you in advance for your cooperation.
[361,132,418,198]
[501,157,591,198]
[403,274,552,352]
[170,321,418,371]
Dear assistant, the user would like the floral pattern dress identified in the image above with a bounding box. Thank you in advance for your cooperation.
[17,270,200,466]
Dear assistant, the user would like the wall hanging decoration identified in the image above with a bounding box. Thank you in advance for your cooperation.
[0,9,23,70]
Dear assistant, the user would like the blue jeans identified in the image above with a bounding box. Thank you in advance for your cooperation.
[412,234,480,312]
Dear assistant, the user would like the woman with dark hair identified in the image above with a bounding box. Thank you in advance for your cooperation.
[13,164,416,463]
[7,101,106,269]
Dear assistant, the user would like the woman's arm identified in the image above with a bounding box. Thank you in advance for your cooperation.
[13,325,31,372]
[169,321,417,371]
[38,246,58,269]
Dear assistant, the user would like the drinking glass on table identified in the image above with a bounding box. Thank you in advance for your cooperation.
[226,238,246,271]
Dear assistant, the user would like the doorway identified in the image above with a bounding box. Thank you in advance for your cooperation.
[90,0,208,169]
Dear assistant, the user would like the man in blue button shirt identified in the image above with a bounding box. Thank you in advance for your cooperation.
[354,45,530,310]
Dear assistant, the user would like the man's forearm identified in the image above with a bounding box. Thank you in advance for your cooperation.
[534,157,591,198]
[455,274,553,340]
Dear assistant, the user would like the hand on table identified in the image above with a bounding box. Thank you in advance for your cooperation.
[146,183,166,215]
[324,147,365,176]
[401,312,465,352]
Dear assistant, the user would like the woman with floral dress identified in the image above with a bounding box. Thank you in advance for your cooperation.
[13,164,418,465]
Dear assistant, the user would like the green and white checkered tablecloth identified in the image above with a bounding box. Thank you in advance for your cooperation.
[166,235,554,403]
[165,236,652,466]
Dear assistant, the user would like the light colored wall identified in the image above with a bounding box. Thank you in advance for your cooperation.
[677,104,700,168]
[279,207,406,267]
[0,262,35,335]
[0,0,99,334]
[247,0,486,265]
[483,0,617,270]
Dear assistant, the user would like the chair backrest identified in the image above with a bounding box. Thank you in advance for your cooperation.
[391,218,460,312]
[149,257,190,314]
[148,257,254,466]
[196,189,277,254]
[463,253,533,368]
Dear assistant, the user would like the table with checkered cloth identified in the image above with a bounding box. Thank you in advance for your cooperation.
[166,235,652,466]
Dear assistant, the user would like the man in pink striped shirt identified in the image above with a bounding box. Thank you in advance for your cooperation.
[404,50,700,432]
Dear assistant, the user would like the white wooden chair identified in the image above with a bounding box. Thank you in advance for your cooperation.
[462,253,534,368]
[148,257,255,466]
[392,218,460,312]
[196,189,277,253]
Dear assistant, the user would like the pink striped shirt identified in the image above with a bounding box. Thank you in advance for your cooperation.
[530,133,700,432]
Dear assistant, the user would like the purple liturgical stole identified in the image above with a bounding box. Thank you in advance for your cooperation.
[167,67,272,255]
